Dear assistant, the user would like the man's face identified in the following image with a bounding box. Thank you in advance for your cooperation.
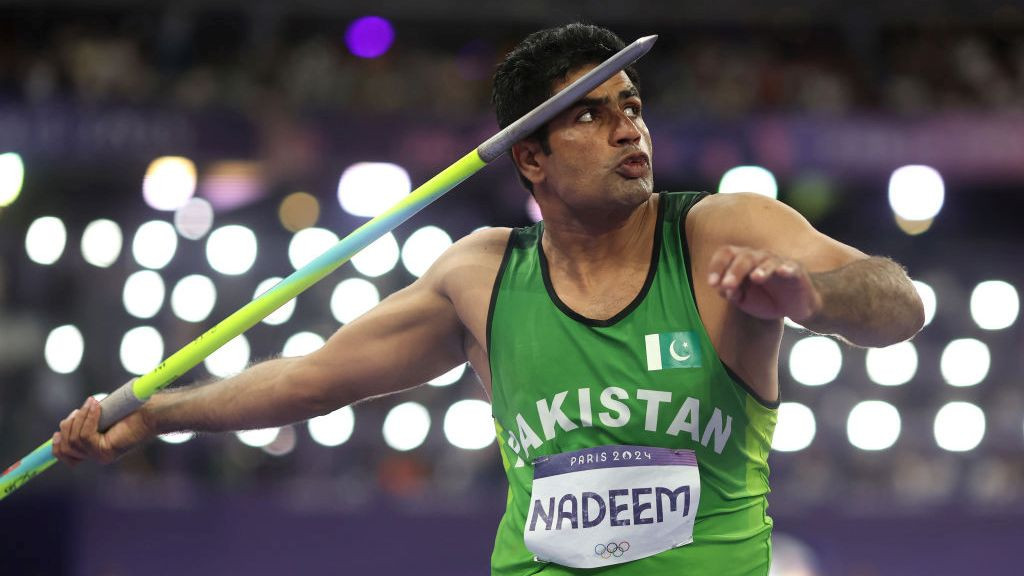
[523,66,653,213]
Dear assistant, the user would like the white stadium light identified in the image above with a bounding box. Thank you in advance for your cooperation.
[330,278,380,324]
[171,275,217,323]
[158,432,196,445]
[25,216,67,265]
[350,232,400,278]
[443,399,494,450]
[429,363,467,387]
[44,325,85,374]
[143,156,197,211]
[120,326,164,376]
[132,220,178,270]
[206,225,258,275]
[236,427,280,448]
[282,331,325,357]
[772,402,816,452]
[308,406,356,447]
[81,219,123,268]
[888,165,944,221]
[174,197,215,240]
[401,226,452,278]
[204,334,251,378]
[337,162,411,217]
[934,402,985,452]
[718,166,778,199]
[970,280,1019,330]
[940,338,990,387]
[123,270,166,319]
[865,341,918,386]
[383,401,431,451]
[0,152,25,207]
[788,336,842,386]
[253,278,296,325]
[912,280,937,326]
[847,400,901,451]
[288,227,338,270]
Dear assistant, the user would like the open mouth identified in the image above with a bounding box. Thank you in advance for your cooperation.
[616,153,650,178]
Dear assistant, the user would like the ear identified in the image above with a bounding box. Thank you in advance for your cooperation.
[511,139,546,186]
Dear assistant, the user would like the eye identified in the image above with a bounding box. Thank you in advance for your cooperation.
[624,103,642,118]
[577,109,595,123]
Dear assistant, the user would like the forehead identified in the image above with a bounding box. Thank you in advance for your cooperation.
[552,67,637,100]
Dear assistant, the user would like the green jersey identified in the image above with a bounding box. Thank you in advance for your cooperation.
[487,192,778,575]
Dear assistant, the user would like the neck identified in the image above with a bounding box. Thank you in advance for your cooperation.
[540,193,658,280]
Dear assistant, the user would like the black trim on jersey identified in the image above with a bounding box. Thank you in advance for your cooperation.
[678,193,781,409]
[485,229,517,356]
[537,194,667,328]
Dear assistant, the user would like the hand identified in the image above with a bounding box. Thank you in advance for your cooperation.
[52,396,154,466]
[707,245,822,321]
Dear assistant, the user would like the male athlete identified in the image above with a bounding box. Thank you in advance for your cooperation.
[53,23,924,575]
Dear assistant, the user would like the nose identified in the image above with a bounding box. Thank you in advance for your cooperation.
[611,111,642,146]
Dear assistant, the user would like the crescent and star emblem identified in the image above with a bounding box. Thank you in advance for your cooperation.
[669,338,692,362]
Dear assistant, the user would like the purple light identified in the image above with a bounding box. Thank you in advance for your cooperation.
[345,16,395,59]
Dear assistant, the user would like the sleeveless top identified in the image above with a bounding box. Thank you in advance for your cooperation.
[487,191,778,575]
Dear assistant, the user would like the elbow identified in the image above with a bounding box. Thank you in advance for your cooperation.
[285,361,354,419]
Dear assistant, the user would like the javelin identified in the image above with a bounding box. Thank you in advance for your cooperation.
[0,34,658,500]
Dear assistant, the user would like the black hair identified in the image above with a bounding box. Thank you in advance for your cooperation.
[492,23,641,191]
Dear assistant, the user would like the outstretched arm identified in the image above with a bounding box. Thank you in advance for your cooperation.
[697,193,924,347]
[53,241,471,466]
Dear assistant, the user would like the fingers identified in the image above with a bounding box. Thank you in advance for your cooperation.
[53,397,103,467]
[707,245,801,299]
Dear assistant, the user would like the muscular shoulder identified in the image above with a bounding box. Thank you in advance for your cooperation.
[426,226,513,298]
[686,192,811,249]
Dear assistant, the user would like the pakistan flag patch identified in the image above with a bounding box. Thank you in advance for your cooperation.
[645,331,703,370]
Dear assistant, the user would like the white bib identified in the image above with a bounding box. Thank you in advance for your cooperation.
[523,445,701,569]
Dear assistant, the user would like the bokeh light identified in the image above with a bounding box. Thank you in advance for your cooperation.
[865,341,918,386]
[25,216,67,265]
[204,334,251,378]
[940,338,990,387]
[330,278,380,324]
[236,428,280,448]
[718,166,778,198]
[174,197,215,240]
[122,270,166,319]
[888,165,944,221]
[401,226,452,277]
[970,280,1019,330]
[253,278,296,326]
[143,156,197,211]
[44,325,85,374]
[81,219,123,268]
[337,162,411,217]
[158,432,195,445]
[847,401,901,450]
[132,220,178,270]
[934,402,985,452]
[351,233,400,278]
[282,331,326,357]
[171,275,217,323]
[383,401,431,451]
[289,227,338,270]
[772,402,816,452]
[0,152,25,207]
[120,326,164,375]
[428,363,467,387]
[308,406,356,447]
[912,280,937,326]
[345,16,396,59]
[206,225,258,275]
[443,399,494,450]
[279,192,320,232]
[788,336,842,386]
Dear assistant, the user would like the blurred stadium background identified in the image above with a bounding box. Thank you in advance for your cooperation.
[1,1,1023,574]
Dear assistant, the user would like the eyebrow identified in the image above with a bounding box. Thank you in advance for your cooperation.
[575,86,641,109]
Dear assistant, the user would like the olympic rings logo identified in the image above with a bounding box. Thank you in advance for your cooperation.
[594,541,630,559]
